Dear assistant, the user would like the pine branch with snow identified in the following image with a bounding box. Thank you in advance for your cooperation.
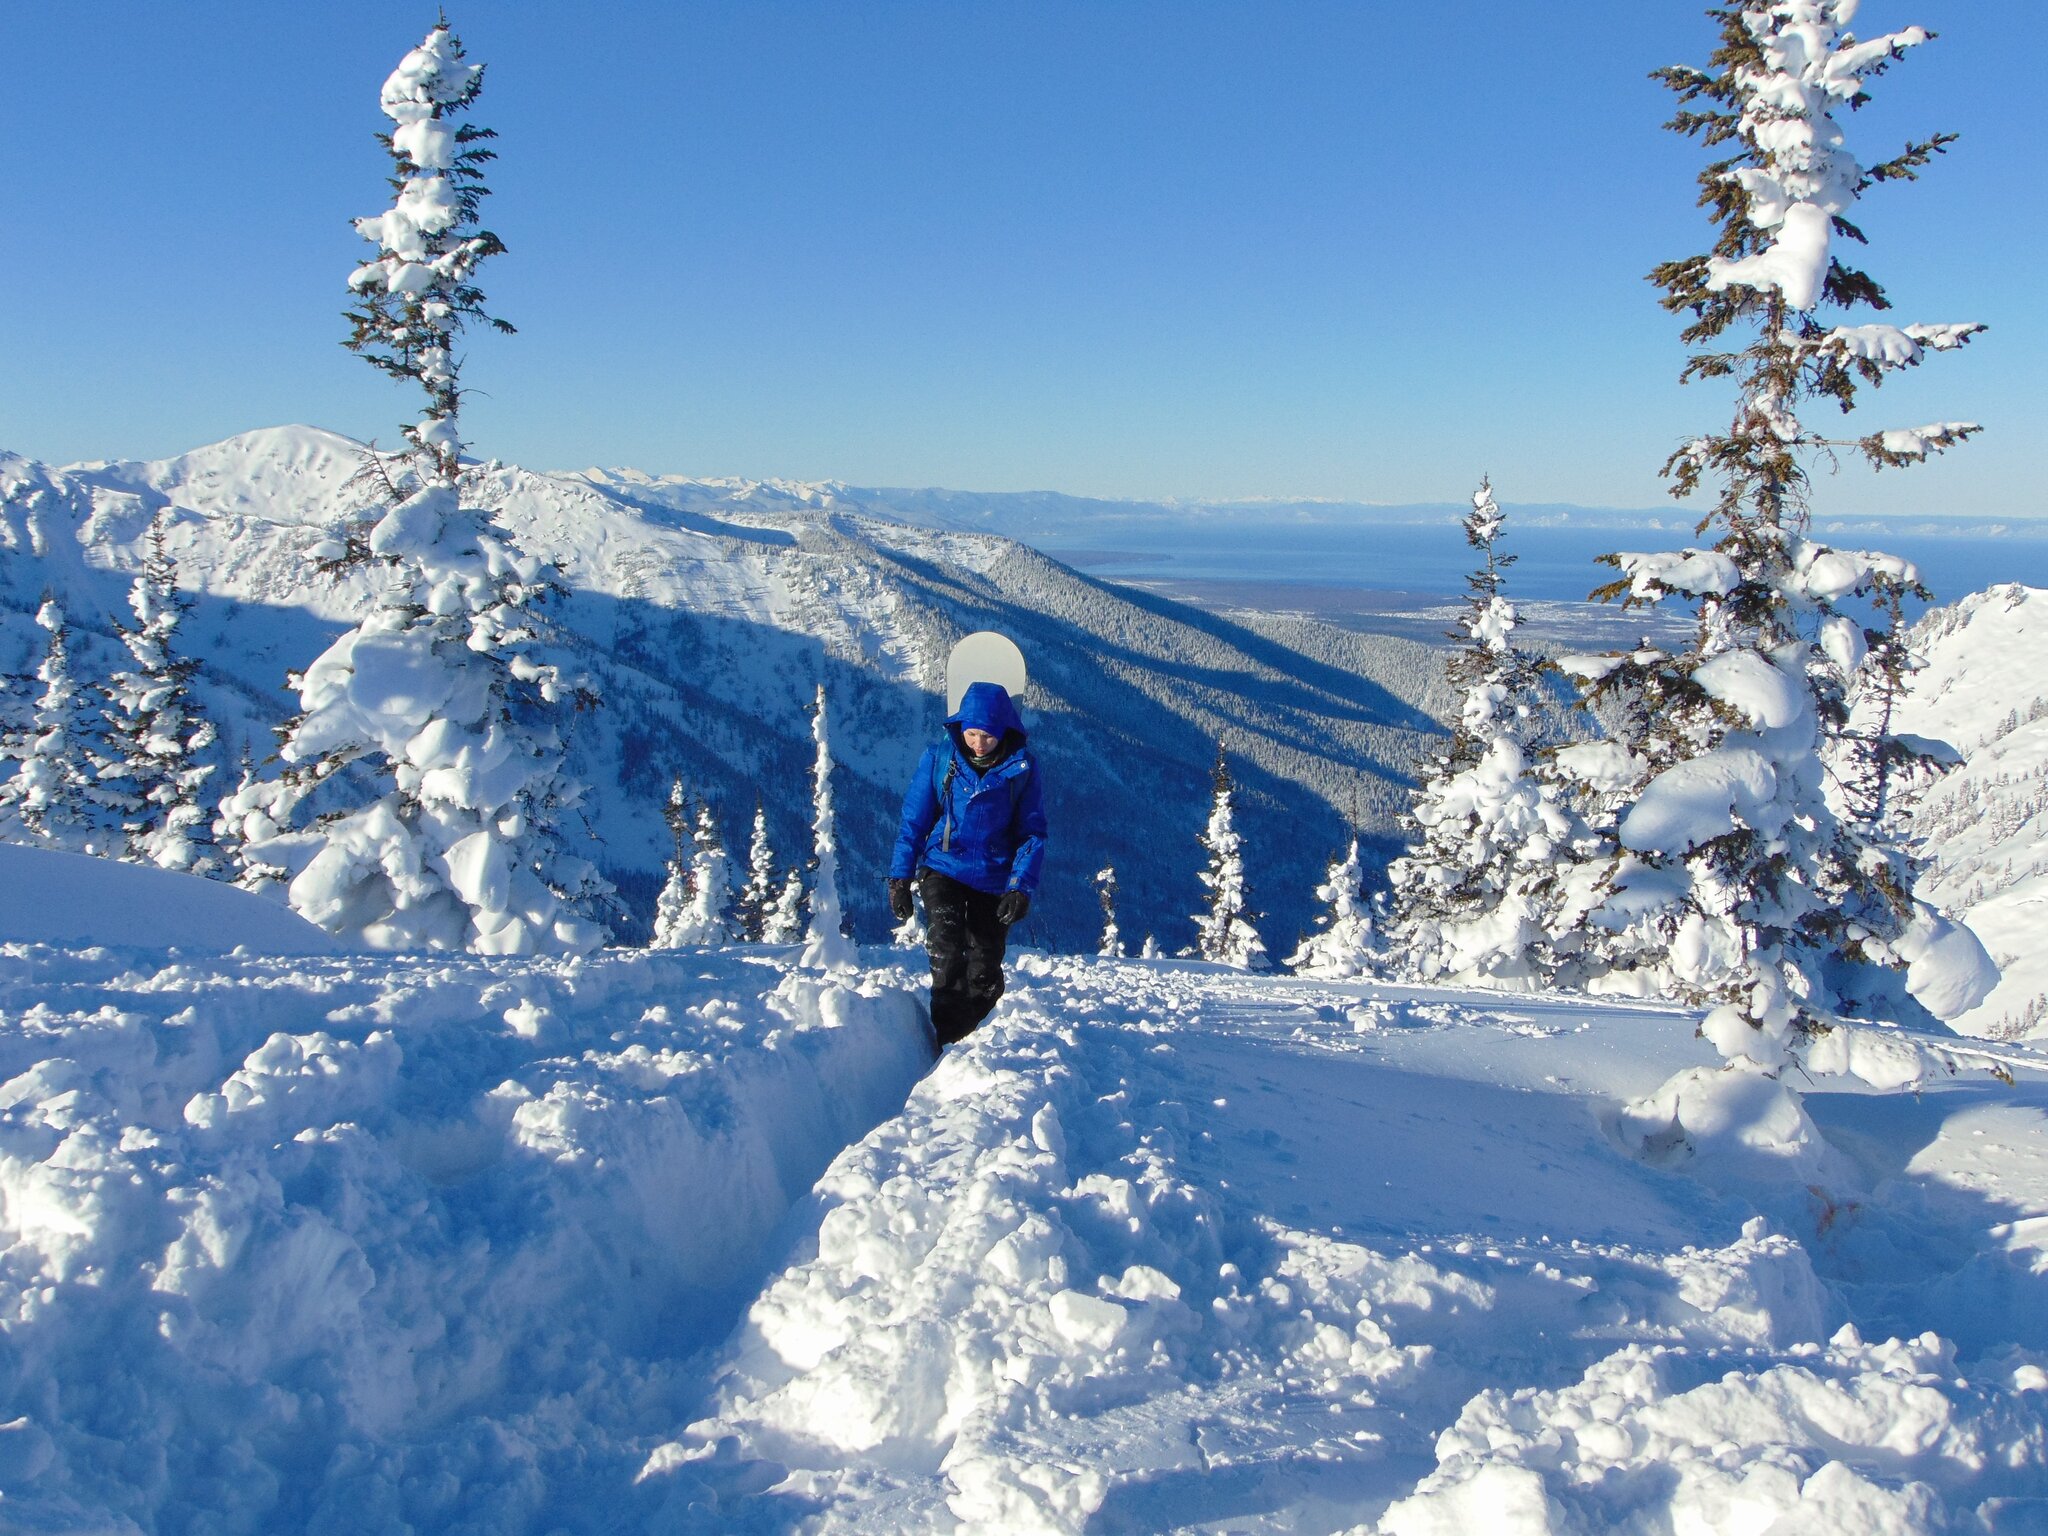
[99,514,222,873]
[1561,3,1995,1063]
[800,686,856,970]
[1190,746,1267,969]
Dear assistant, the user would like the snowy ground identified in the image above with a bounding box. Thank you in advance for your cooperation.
[6,940,2048,1533]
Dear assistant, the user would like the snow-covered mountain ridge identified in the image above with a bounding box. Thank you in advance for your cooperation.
[0,426,1450,950]
[1879,583,2048,1038]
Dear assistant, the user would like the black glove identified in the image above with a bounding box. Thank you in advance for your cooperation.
[997,890,1030,926]
[888,878,915,922]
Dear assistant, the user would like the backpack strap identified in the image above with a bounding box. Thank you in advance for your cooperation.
[936,751,959,852]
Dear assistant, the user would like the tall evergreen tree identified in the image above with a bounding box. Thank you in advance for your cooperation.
[1,597,116,854]
[1191,746,1266,969]
[1095,865,1123,959]
[1387,482,1580,987]
[800,686,855,970]
[101,513,221,873]
[651,778,696,948]
[1566,1,1990,1061]
[247,22,613,953]
[734,797,779,942]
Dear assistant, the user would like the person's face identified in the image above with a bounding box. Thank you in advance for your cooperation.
[962,727,999,756]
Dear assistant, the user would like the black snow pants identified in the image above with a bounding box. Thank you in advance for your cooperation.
[920,869,1011,1048]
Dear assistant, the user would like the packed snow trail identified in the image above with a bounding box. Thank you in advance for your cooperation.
[0,941,930,1533]
[654,956,2048,1535]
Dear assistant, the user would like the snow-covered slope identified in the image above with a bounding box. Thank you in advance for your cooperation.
[0,843,338,953]
[0,428,1451,952]
[1881,584,2048,1038]
[4,939,2045,1533]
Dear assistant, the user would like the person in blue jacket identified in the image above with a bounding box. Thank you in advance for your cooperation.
[888,681,1047,1050]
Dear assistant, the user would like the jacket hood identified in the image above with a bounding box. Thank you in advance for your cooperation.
[946,681,1026,744]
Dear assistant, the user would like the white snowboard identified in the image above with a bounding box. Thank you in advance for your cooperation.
[946,631,1028,714]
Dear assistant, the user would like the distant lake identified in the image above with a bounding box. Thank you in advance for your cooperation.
[1048,522,2048,610]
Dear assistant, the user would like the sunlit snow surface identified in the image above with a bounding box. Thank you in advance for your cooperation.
[6,934,2048,1532]
[1877,584,2048,1041]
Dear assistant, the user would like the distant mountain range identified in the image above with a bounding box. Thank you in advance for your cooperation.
[574,465,2048,544]
[1,427,1453,954]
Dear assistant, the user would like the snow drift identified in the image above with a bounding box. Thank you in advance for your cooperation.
[0,843,338,954]
[0,941,927,1532]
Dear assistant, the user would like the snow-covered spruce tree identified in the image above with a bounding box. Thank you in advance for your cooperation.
[1289,839,1380,980]
[1190,746,1267,969]
[763,865,807,945]
[1,597,117,854]
[653,783,734,948]
[213,750,291,894]
[262,23,613,952]
[679,797,734,944]
[1568,2,1991,1062]
[650,778,696,948]
[100,513,221,873]
[800,687,856,969]
[1096,865,1123,959]
[734,797,779,942]
[0,674,28,790]
[1385,482,1581,987]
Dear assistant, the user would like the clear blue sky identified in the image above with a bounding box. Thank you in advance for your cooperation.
[1,2,2040,518]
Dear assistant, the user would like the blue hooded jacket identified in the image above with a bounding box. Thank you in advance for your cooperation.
[889,681,1047,895]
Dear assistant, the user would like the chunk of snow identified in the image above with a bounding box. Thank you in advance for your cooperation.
[1879,422,1979,460]
[1707,200,1833,310]
[1620,747,1780,854]
[1895,908,1999,1021]
[1550,742,1646,793]
[1694,650,1806,729]
[1614,548,1740,598]
[1048,1289,1132,1352]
